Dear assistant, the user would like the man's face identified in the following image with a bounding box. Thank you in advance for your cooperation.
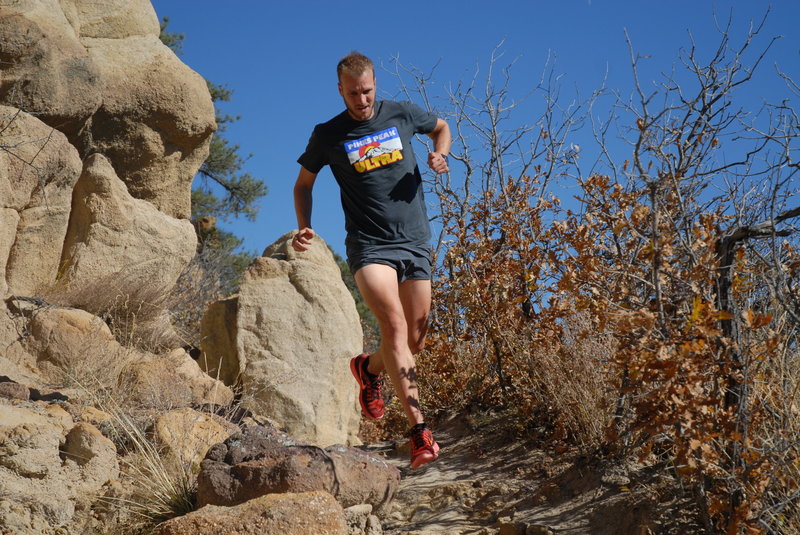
[338,70,376,121]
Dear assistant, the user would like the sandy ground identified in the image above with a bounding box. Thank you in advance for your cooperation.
[362,415,706,535]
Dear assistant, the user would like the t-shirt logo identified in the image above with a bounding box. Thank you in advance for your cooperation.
[344,127,404,173]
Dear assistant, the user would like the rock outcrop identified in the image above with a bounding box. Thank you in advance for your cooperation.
[196,424,400,514]
[0,398,119,535]
[0,3,391,534]
[81,33,214,218]
[23,304,129,384]
[152,491,349,535]
[117,348,235,409]
[153,407,235,472]
[0,0,214,300]
[200,232,363,447]
[59,153,197,306]
[0,296,238,535]
[0,300,43,389]
[0,0,214,219]
[0,2,103,141]
[0,107,83,296]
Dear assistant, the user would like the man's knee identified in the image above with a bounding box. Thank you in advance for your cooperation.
[377,312,408,341]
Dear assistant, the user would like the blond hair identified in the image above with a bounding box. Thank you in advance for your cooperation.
[337,51,374,80]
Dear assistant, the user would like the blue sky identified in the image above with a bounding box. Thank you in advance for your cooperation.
[149,0,799,258]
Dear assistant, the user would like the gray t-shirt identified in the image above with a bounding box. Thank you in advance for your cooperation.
[298,100,438,247]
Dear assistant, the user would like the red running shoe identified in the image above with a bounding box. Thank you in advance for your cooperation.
[350,354,384,420]
[409,423,440,468]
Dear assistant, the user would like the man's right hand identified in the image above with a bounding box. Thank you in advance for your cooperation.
[292,227,315,251]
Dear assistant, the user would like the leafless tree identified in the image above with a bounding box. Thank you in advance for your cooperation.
[386,10,798,532]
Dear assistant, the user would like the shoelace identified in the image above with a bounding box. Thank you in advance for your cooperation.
[410,426,433,450]
[363,375,383,402]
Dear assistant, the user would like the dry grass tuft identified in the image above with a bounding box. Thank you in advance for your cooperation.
[100,401,197,531]
[522,313,617,449]
[40,273,184,353]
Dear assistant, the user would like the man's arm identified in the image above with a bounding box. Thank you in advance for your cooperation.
[426,118,452,174]
[292,166,318,251]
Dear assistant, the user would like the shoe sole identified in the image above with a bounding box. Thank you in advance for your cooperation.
[350,355,384,420]
[411,442,440,468]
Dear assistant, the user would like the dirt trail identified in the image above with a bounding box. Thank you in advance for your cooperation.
[363,415,704,535]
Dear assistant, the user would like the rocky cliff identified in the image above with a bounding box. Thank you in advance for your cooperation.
[1,0,211,299]
[0,2,376,534]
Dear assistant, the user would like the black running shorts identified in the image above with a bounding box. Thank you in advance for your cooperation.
[346,241,432,282]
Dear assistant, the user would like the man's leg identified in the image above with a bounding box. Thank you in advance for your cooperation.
[354,264,423,425]
[399,278,432,355]
[366,279,431,370]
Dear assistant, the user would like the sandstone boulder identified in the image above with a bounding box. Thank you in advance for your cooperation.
[78,404,112,428]
[0,300,36,379]
[0,399,119,535]
[23,305,128,385]
[5,299,233,404]
[0,106,83,296]
[62,422,118,482]
[197,424,400,515]
[117,348,234,409]
[80,34,214,218]
[0,402,68,479]
[59,153,197,306]
[153,408,233,472]
[344,504,383,535]
[0,2,214,218]
[66,0,160,39]
[153,491,348,535]
[166,348,236,407]
[0,3,102,140]
[200,232,362,446]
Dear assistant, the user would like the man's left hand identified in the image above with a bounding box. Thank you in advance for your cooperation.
[427,152,449,174]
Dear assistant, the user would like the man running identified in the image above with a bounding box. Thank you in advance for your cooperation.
[291,51,451,468]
